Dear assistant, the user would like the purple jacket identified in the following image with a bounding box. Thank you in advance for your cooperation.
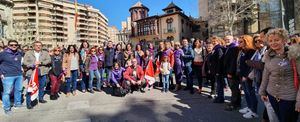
[174,49,184,74]
[88,55,99,71]
[110,67,126,84]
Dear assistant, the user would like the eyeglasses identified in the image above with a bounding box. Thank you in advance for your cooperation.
[9,44,18,47]
[54,49,60,51]
[91,50,96,52]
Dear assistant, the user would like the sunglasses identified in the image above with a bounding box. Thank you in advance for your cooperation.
[254,39,262,43]
[91,50,96,52]
[9,44,18,47]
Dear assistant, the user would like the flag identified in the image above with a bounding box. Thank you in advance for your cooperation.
[155,57,160,75]
[145,59,155,85]
[27,68,39,101]
[74,0,78,30]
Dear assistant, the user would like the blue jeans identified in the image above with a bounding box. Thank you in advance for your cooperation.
[89,69,102,90]
[38,75,47,100]
[162,74,170,91]
[66,70,79,93]
[2,75,23,111]
[80,64,88,90]
[241,80,258,113]
[184,66,193,91]
[99,68,105,81]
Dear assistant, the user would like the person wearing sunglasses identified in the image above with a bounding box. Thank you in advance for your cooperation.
[0,40,23,115]
[49,47,63,100]
[85,47,102,93]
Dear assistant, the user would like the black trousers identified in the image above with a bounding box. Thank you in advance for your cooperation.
[228,76,241,107]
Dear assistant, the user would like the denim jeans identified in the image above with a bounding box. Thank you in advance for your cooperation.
[38,75,47,100]
[162,74,170,91]
[66,70,79,93]
[184,66,193,91]
[80,64,88,90]
[99,68,105,81]
[89,69,102,90]
[241,80,258,113]
[2,75,23,111]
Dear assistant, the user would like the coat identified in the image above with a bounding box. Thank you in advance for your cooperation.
[182,45,195,68]
[124,65,145,82]
[23,50,51,76]
[62,53,80,78]
[223,43,239,75]
[104,47,115,67]
[209,44,224,75]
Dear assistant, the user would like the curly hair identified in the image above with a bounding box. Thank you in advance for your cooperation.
[266,28,289,41]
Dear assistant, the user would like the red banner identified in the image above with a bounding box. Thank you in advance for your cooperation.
[27,68,39,101]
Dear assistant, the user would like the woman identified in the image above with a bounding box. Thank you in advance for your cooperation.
[114,43,125,67]
[193,39,206,93]
[173,42,184,91]
[259,28,300,122]
[49,47,63,100]
[63,45,81,97]
[124,43,134,67]
[210,36,225,103]
[135,44,144,66]
[97,46,105,87]
[148,43,155,59]
[202,42,216,98]
[79,41,90,90]
[110,62,127,95]
[236,35,257,119]
[85,47,102,93]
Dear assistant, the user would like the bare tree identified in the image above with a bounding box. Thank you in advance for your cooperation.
[208,0,259,36]
[8,20,35,45]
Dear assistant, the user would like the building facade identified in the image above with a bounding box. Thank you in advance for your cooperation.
[108,26,119,44]
[130,2,193,46]
[0,0,14,44]
[12,0,108,48]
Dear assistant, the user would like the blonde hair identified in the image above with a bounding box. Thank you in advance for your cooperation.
[266,28,289,41]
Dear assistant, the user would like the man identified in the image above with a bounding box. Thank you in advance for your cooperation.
[182,38,195,94]
[0,40,23,115]
[223,35,241,111]
[23,41,51,109]
[124,58,146,93]
[104,41,115,86]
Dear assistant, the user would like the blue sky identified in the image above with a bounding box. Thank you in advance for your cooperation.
[77,0,198,30]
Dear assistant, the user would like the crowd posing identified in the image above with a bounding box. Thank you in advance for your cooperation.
[0,27,300,121]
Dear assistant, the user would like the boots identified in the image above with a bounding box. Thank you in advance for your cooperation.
[173,84,181,92]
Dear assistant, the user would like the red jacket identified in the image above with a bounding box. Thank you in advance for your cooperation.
[124,65,145,81]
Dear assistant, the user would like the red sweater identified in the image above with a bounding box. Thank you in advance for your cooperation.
[124,65,145,81]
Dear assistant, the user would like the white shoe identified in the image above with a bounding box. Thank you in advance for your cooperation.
[243,111,258,119]
[239,107,250,114]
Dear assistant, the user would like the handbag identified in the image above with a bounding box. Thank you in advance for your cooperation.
[291,59,299,90]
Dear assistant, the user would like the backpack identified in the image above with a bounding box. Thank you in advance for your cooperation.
[113,87,127,97]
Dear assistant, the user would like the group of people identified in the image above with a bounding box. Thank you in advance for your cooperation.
[0,27,300,122]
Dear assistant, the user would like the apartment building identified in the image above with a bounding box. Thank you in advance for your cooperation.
[13,0,108,48]
[0,0,14,44]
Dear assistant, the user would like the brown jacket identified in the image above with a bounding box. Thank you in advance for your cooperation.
[62,53,80,78]
[259,49,300,107]
[23,50,51,76]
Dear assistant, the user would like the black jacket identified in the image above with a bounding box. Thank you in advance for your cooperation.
[238,49,256,78]
[223,44,240,75]
[210,44,225,75]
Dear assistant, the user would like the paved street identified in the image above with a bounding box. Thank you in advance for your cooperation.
[0,84,260,122]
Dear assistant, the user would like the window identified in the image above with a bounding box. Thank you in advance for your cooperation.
[166,18,173,32]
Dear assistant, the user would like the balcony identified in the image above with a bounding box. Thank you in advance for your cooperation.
[163,28,176,34]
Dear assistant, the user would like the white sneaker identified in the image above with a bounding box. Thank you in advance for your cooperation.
[239,107,250,114]
[243,111,258,119]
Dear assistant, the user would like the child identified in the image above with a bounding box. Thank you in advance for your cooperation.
[160,53,171,93]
